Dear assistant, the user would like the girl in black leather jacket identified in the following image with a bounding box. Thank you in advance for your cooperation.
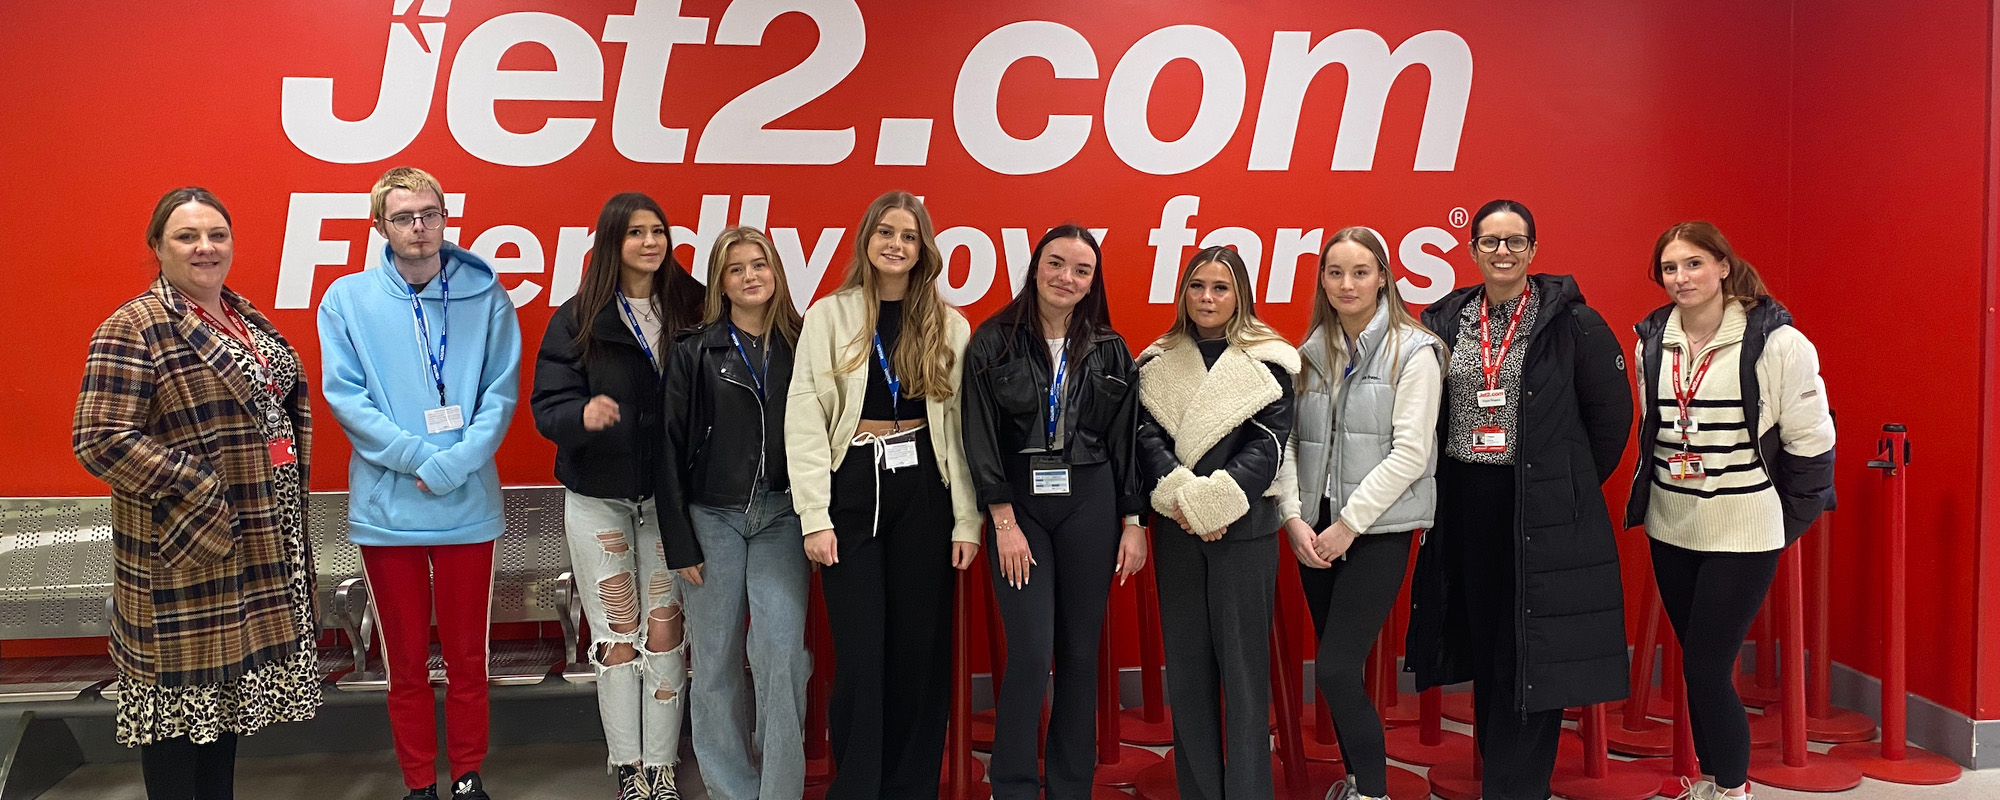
[1134,245,1299,800]
[958,225,1147,800]
[656,226,811,800]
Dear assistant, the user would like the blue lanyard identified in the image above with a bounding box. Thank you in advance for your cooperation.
[615,291,661,375]
[872,333,900,423]
[728,323,768,398]
[1342,330,1358,380]
[1046,347,1068,445]
[410,269,449,406]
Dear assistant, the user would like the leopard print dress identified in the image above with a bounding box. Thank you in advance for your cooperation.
[115,321,323,746]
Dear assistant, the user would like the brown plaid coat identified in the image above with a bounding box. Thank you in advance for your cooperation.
[73,278,313,688]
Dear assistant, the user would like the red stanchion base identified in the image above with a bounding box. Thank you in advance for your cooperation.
[1745,749,1863,792]
[1735,673,1780,709]
[1134,755,1352,800]
[1270,760,1344,800]
[1602,714,1673,758]
[1380,692,1420,727]
[1609,696,1674,722]
[1383,765,1431,800]
[1094,745,1166,788]
[1625,757,1699,798]
[1549,758,1660,800]
[1383,723,1474,766]
[1827,741,1963,785]
[940,753,991,799]
[1093,785,1137,800]
[1441,691,1475,725]
[1805,708,1877,744]
[1133,757,1178,800]
[1119,708,1176,746]
[1427,757,1482,800]
[1301,708,1344,763]
[971,709,997,751]
[1746,709,1781,748]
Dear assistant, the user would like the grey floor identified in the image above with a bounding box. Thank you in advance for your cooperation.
[38,735,1999,800]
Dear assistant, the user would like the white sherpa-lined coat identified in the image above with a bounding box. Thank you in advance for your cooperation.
[1136,336,1301,538]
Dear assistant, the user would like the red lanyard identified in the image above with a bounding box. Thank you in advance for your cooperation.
[1477,284,1531,394]
[1670,345,1716,442]
[188,299,278,395]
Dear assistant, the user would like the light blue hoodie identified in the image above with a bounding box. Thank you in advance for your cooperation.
[317,242,522,547]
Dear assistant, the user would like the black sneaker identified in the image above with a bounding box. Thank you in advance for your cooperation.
[450,772,491,800]
[403,785,439,800]
[615,765,650,800]
[646,765,678,800]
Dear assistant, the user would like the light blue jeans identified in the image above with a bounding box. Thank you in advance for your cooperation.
[684,487,812,800]
[563,491,685,769]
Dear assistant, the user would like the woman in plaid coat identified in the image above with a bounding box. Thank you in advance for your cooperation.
[73,187,320,800]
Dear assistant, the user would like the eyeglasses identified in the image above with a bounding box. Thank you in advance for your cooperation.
[1472,235,1533,254]
[383,210,447,231]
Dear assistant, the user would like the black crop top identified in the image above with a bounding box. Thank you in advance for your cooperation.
[862,300,926,421]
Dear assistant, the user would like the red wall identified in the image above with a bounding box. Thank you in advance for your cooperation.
[1,1,1993,714]
[1785,0,1994,719]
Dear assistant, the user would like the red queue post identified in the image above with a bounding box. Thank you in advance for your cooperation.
[1605,593,1672,757]
[1549,704,1659,800]
[1803,513,1874,742]
[804,573,834,798]
[1121,557,1175,746]
[971,562,1007,751]
[1744,539,1861,791]
[946,569,992,800]
[1384,685,1473,766]
[1828,425,1961,784]
[1094,593,1163,790]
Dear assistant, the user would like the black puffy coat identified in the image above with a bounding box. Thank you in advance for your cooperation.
[960,316,1146,516]
[531,298,667,501]
[1405,273,1634,713]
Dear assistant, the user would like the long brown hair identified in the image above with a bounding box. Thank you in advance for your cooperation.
[702,226,804,347]
[1302,227,1442,390]
[1154,246,1288,352]
[981,225,1112,371]
[1650,221,1771,307]
[571,192,705,361]
[836,191,961,401]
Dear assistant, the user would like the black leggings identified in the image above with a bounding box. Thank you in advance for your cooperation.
[986,458,1119,800]
[822,428,957,800]
[1299,511,1413,799]
[140,733,237,800]
[1650,538,1781,790]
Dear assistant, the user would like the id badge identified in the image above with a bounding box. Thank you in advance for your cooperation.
[1472,425,1508,453]
[1674,417,1699,434]
[882,439,919,471]
[267,437,297,467]
[424,405,465,434]
[1029,455,1071,496]
[1668,452,1705,480]
[1476,388,1506,408]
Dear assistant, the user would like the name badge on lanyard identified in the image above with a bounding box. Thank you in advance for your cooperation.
[1030,454,1071,496]
[1668,452,1705,480]
[413,269,463,432]
[268,437,297,467]
[882,434,919,471]
[1476,285,1530,411]
[1472,425,1508,453]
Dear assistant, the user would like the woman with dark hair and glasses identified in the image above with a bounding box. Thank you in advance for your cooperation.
[959,225,1148,800]
[1406,199,1634,800]
[1135,245,1298,799]
[531,192,705,799]
[1625,222,1833,800]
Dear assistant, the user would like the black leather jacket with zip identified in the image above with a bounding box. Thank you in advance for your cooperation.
[657,321,795,569]
[531,297,666,502]
[960,317,1147,516]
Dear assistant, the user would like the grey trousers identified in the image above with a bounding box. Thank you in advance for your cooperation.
[1152,525,1278,800]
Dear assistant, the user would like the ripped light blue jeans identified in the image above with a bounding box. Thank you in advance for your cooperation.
[563,491,686,769]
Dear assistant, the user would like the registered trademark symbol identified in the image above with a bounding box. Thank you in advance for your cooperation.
[1448,207,1468,228]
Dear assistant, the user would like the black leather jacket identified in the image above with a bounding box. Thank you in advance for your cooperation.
[658,321,794,569]
[531,298,665,501]
[960,318,1146,516]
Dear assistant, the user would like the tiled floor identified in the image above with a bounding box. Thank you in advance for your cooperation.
[39,738,1998,800]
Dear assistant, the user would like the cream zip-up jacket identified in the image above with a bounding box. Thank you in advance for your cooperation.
[784,287,982,544]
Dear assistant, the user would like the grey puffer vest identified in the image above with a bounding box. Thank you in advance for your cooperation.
[1292,305,1442,532]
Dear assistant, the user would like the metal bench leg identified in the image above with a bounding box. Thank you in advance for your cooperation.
[333,577,385,688]
[0,711,83,800]
[556,572,594,683]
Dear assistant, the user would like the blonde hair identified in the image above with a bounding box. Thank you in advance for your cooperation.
[369,166,446,223]
[827,192,961,400]
[1155,246,1289,352]
[1302,227,1443,390]
[703,226,804,347]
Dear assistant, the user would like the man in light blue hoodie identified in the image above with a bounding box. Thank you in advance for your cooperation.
[318,167,520,800]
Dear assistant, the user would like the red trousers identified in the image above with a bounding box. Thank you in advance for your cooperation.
[361,542,495,789]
